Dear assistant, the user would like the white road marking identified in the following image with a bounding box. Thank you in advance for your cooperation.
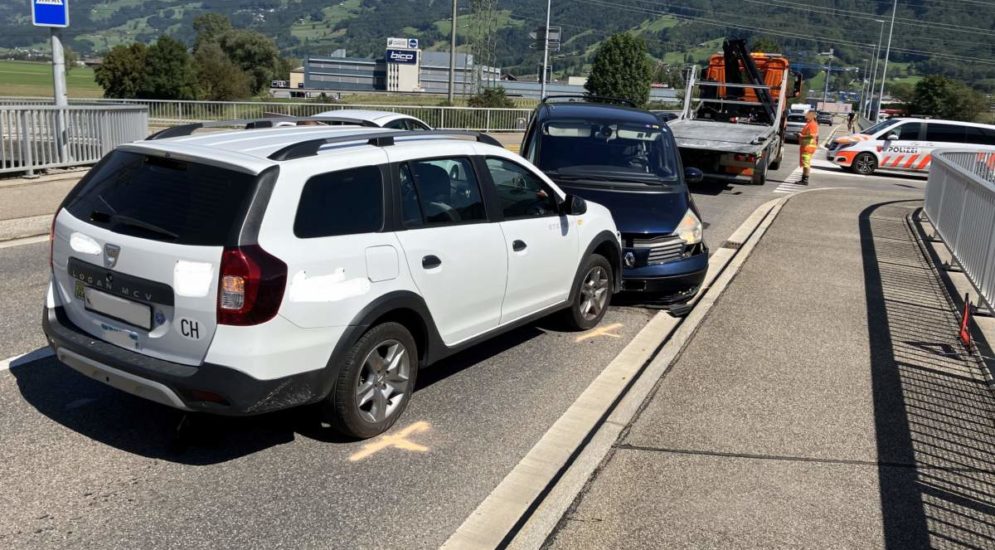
[0,235,49,250]
[774,167,806,194]
[0,347,55,372]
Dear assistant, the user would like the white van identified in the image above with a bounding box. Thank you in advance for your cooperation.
[828,118,995,175]
[789,103,812,115]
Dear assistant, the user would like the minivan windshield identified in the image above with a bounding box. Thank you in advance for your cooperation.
[65,151,259,245]
[536,120,680,185]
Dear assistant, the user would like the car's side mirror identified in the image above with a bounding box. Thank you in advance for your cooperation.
[885,133,899,141]
[685,167,704,184]
[561,194,587,216]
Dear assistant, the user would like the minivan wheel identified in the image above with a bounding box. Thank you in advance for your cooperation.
[852,152,877,175]
[325,322,418,439]
[564,254,613,331]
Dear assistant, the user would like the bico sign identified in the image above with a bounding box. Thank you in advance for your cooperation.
[386,49,418,65]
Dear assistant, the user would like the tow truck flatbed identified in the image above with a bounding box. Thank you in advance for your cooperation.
[668,119,776,155]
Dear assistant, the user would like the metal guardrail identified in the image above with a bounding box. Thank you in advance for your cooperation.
[924,149,995,311]
[0,97,532,132]
[0,104,148,176]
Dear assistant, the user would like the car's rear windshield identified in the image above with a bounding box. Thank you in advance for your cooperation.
[787,115,806,122]
[65,151,259,246]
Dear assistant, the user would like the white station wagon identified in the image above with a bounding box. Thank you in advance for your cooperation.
[43,124,622,438]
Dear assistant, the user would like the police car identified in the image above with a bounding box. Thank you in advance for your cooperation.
[829,118,995,175]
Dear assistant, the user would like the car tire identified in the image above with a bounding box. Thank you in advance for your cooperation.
[325,322,419,439]
[563,254,613,331]
[752,155,768,185]
[769,142,783,171]
[851,152,877,175]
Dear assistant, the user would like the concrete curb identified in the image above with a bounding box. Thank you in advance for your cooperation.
[442,193,798,550]
[0,214,51,243]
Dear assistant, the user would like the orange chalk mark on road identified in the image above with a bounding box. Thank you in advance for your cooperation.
[575,322,623,342]
[348,421,431,462]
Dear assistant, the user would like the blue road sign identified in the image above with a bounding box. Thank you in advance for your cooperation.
[32,0,69,28]
[408,38,418,49]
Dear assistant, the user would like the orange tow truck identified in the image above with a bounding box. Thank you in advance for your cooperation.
[669,39,803,185]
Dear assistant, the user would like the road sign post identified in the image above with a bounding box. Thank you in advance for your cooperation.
[32,0,70,165]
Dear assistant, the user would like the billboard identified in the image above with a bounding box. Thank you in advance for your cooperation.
[386,49,418,65]
[387,37,418,49]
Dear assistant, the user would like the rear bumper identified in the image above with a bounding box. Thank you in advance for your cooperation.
[42,305,328,415]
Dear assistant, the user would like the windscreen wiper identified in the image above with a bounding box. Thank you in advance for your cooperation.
[90,210,179,241]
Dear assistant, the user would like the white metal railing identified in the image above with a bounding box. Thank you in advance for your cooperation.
[0,97,532,132]
[0,104,149,175]
[924,149,995,311]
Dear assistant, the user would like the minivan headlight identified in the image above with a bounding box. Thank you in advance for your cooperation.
[675,209,703,245]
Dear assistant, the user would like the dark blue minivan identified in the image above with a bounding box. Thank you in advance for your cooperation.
[521,98,707,302]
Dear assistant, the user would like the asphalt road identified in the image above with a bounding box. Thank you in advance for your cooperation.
[0,137,929,549]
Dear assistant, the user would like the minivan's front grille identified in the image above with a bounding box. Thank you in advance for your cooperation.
[632,235,685,265]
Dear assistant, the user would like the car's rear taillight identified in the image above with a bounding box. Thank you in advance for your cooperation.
[217,245,287,326]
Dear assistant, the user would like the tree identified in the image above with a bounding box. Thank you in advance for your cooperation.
[909,75,988,121]
[219,29,282,95]
[63,46,79,72]
[887,81,916,112]
[194,42,252,100]
[139,36,198,100]
[192,13,232,52]
[750,36,781,53]
[585,33,653,107]
[94,43,147,98]
[467,86,515,108]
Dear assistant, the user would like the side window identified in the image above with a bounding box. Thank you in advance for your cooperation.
[926,123,966,143]
[403,158,487,227]
[964,127,995,146]
[384,119,406,130]
[398,164,423,228]
[896,123,921,141]
[409,119,430,131]
[484,157,559,219]
[294,166,383,238]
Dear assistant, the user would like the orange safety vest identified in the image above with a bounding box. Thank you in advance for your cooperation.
[799,120,819,154]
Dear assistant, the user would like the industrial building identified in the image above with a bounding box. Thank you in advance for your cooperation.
[302,38,500,95]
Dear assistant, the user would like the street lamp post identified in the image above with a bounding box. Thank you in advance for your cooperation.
[448,0,457,103]
[821,49,833,109]
[867,19,885,119]
[876,1,898,123]
[540,0,551,100]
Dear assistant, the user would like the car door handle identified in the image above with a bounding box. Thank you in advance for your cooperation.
[422,255,442,269]
[512,240,527,252]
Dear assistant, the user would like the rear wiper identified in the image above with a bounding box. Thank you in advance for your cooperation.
[90,210,179,241]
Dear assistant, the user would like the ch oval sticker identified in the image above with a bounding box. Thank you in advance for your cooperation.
[178,317,202,340]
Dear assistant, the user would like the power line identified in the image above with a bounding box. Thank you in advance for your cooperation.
[579,0,995,67]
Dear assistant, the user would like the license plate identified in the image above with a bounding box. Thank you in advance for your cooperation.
[83,286,152,330]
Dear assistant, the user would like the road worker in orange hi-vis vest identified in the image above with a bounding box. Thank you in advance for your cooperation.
[798,110,819,185]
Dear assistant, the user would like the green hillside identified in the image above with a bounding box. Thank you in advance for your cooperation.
[0,0,991,91]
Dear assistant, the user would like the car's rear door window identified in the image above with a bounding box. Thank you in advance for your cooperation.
[400,157,487,227]
[926,123,966,143]
[65,151,259,246]
[294,165,384,238]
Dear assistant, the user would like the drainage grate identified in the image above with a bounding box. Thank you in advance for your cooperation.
[721,241,743,250]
